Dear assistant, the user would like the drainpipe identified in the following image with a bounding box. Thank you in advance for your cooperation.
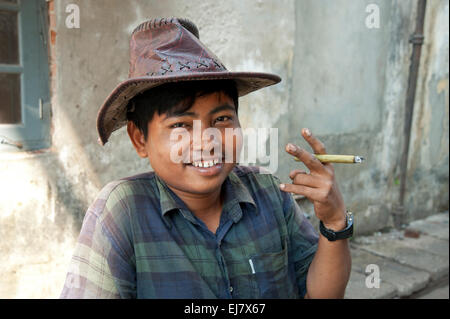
[395,0,427,228]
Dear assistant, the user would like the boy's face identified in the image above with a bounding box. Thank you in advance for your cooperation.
[128,91,241,195]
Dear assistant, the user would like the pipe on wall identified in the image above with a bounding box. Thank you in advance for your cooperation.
[395,0,427,228]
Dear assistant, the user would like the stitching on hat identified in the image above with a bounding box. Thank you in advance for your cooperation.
[196,60,208,68]
[143,57,226,76]
[178,61,191,70]
[161,65,172,75]
[132,17,200,40]
[177,18,199,39]
[212,59,225,69]
[160,58,173,75]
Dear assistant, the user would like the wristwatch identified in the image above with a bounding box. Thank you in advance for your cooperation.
[319,211,354,241]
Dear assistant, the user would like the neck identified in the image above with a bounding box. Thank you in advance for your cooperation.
[167,184,223,220]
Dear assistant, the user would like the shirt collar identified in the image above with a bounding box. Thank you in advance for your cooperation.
[224,170,258,217]
[155,174,189,216]
[155,170,258,222]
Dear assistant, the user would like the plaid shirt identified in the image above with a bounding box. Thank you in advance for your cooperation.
[60,166,319,299]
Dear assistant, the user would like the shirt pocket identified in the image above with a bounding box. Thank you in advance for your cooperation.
[249,240,299,298]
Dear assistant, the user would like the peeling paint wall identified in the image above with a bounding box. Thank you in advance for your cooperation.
[0,0,447,298]
[407,0,449,220]
[289,0,448,235]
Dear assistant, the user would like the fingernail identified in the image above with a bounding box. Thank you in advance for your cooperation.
[287,143,296,152]
[304,128,311,137]
[279,184,285,190]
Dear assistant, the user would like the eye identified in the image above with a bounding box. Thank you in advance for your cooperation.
[170,122,188,129]
[215,116,232,123]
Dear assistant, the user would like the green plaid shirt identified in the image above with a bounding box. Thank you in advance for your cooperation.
[60,166,319,299]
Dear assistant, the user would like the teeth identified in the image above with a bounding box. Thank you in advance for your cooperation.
[191,160,217,168]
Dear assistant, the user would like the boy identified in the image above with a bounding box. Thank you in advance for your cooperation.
[61,18,351,299]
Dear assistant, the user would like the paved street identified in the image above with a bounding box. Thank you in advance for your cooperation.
[344,212,449,299]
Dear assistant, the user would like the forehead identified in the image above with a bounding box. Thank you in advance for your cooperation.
[164,91,236,119]
[188,91,235,111]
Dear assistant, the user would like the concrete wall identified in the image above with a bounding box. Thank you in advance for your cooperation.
[287,0,412,234]
[0,0,447,298]
[289,0,449,234]
[407,0,449,220]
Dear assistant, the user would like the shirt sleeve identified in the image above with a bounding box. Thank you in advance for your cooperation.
[281,190,319,298]
[60,183,136,299]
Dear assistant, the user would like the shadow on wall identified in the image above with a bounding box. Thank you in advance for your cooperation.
[0,106,103,298]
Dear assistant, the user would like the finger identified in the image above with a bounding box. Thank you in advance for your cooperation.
[289,169,306,180]
[301,128,327,155]
[292,172,322,188]
[289,169,319,187]
[279,183,324,202]
[286,143,325,174]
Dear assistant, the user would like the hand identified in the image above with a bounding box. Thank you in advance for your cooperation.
[280,128,347,230]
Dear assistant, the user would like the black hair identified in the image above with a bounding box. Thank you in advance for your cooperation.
[126,80,239,140]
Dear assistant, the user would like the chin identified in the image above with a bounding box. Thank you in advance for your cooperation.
[157,162,235,195]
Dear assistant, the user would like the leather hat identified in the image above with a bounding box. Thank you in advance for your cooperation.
[96,17,281,145]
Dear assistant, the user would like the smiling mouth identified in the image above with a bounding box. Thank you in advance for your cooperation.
[186,158,221,168]
[183,156,227,173]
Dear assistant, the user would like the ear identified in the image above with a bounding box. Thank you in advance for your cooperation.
[127,121,148,158]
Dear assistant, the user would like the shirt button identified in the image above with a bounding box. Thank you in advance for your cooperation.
[229,286,233,293]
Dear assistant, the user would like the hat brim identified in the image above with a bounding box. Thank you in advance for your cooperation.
[96,71,281,145]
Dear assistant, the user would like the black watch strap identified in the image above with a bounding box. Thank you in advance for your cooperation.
[319,212,354,241]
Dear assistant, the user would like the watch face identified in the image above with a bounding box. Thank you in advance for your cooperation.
[347,212,354,226]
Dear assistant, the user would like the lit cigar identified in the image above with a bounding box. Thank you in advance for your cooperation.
[294,154,365,164]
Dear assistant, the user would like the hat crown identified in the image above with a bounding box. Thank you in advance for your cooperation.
[132,18,200,39]
[128,17,227,78]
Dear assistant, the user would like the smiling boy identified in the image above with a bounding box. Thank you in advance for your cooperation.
[61,18,351,299]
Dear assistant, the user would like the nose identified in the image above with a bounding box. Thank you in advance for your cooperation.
[192,125,222,160]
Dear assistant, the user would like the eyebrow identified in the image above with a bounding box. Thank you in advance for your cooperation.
[208,104,236,115]
[164,104,236,120]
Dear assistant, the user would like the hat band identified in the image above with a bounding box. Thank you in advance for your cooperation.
[130,56,227,78]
